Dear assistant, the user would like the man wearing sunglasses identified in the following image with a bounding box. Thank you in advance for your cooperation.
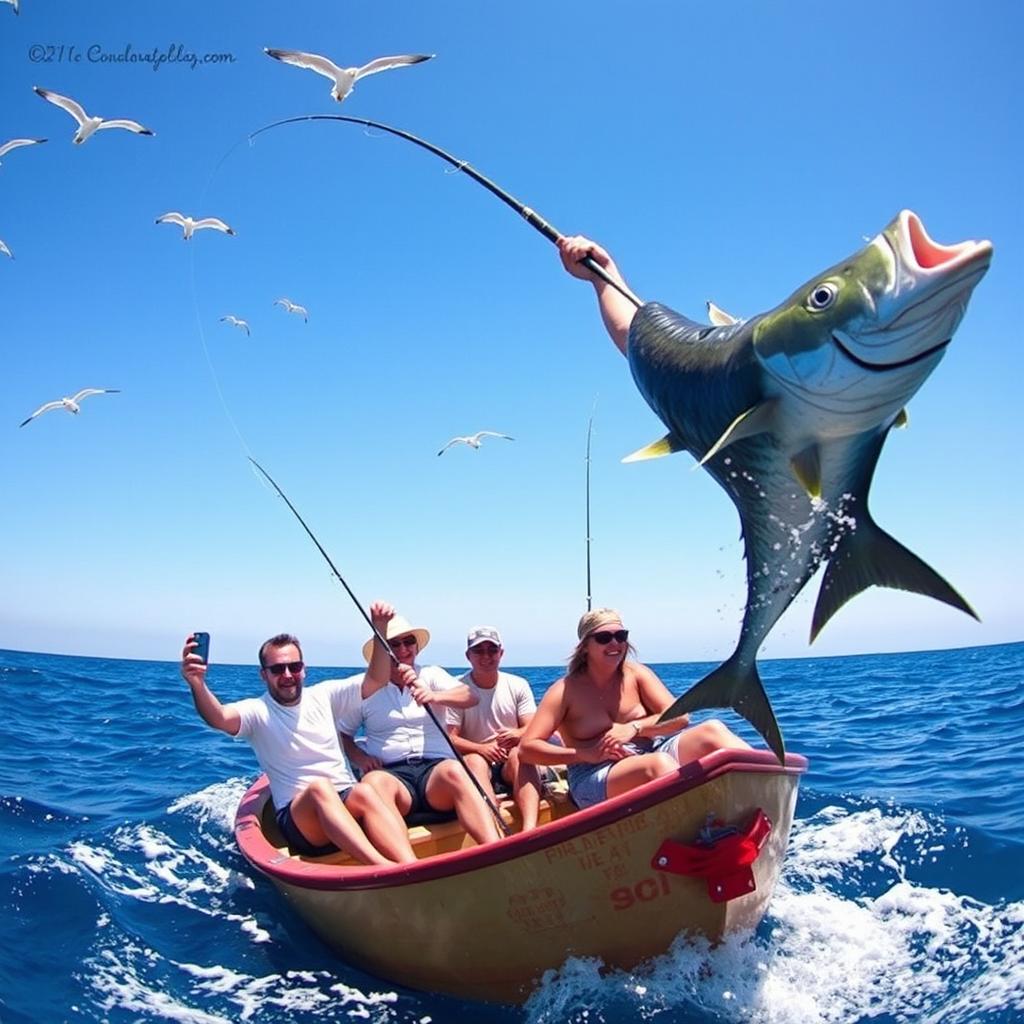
[180,631,416,865]
[448,626,544,832]
[337,602,502,846]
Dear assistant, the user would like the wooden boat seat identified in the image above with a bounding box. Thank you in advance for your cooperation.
[259,775,575,864]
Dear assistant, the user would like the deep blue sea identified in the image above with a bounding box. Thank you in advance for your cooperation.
[1,642,1022,1024]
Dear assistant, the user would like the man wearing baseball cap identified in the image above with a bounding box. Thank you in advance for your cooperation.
[336,601,502,846]
[448,625,543,832]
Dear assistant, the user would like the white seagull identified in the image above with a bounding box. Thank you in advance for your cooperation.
[33,87,154,145]
[156,212,235,240]
[220,315,250,336]
[274,297,308,322]
[20,388,120,428]
[0,239,12,259]
[2,0,20,15]
[437,431,515,456]
[263,48,434,104]
[0,138,46,166]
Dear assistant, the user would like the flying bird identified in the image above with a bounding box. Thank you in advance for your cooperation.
[220,315,250,336]
[263,48,434,104]
[19,388,120,428]
[0,138,46,165]
[156,212,235,239]
[1,0,20,15]
[33,87,154,144]
[437,431,515,456]
[274,297,308,321]
[0,239,12,259]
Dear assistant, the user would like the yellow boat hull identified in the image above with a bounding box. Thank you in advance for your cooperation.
[235,748,806,1003]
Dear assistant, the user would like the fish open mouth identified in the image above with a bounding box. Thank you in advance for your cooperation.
[902,210,987,270]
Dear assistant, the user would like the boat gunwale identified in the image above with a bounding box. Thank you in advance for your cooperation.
[234,748,807,892]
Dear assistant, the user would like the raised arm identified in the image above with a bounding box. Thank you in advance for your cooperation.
[557,235,637,357]
[180,634,241,735]
[363,600,395,698]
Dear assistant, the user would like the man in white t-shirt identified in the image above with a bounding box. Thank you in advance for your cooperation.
[180,631,416,864]
[448,626,543,831]
[338,602,502,846]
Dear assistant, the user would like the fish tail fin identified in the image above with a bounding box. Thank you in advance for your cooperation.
[657,654,785,763]
[811,516,979,642]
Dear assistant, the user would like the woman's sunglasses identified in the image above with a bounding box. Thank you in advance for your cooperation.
[265,661,304,676]
[389,636,418,650]
[590,629,629,645]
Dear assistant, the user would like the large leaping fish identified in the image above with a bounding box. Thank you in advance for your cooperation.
[626,211,991,759]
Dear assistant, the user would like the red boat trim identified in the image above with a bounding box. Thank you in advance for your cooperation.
[234,748,807,892]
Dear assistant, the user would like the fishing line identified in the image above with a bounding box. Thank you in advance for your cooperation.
[247,114,645,308]
[249,456,511,837]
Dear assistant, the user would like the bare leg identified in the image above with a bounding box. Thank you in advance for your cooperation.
[346,783,417,864]
[605,752,678,801]
[661,719,751,764]
[288,778,392,866]
[505,747,541,831]
[425,761,502,845]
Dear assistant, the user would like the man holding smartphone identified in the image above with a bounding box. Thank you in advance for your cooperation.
[180,631,417,865]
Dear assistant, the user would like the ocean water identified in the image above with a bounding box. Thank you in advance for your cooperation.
[1,641,1021,1024]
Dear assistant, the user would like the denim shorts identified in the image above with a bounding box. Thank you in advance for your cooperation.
[275,785,352,856]
[567,734,679,810]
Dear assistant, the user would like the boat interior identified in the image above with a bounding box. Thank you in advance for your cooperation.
[259,775,578,865]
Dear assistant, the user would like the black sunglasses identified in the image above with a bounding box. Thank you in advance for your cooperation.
[591,630,629,645]
[265,660,304,676]
[389,636,418,650]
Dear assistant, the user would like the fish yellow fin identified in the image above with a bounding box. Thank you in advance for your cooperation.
[697,400,778,468]
[790,445,822,498]
[706,300,739,326]
[893,408,909,429]
[622,433,686,463]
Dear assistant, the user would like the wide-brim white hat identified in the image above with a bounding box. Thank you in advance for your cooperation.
[362,615,430,663]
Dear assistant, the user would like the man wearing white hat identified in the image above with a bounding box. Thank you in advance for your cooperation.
[337,601,502,846]
[448,626,543,832]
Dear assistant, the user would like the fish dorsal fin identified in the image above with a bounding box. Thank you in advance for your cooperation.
[697,399,778,468]
[622,433,686,463]
[893,408,909,429]
[811,514,978,642]
[789,444,822,498]
[706,300,739,326]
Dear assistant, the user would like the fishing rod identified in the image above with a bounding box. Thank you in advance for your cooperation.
[585,406,595,612]
[248,114,644,309]
[248,456,511,838]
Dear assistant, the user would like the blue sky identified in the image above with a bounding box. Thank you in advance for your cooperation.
[1,1,1020,668]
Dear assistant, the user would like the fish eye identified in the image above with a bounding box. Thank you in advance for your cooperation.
[807,282,838,310]
[807,282,838,311]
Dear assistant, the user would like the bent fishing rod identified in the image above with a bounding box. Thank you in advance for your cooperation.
[248,457,511,838]
[248,114,644,309]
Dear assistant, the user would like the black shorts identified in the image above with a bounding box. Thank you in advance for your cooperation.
[275,785,353,856]
[382,757,447,816]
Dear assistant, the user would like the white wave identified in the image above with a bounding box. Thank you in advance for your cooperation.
[168,777,252,834]
[525,805,1024,1024]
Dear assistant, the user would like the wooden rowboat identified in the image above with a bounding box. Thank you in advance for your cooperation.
[234,748,808,1003]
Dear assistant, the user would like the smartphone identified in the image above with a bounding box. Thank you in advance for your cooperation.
[192,631,210,665]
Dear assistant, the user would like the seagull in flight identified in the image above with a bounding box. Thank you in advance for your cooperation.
[20,388,120,428]
[437,431,515,456]
[0,137,46,166]
[1,0,20,15]
[220,315,250,336]
[33,87,154,144]
[263,48,434,104]
[274,298,308,322]
[0,239,12,259]
[156,212,235,239]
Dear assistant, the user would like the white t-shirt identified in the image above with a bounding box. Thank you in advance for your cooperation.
[337,664,463,764]
[228,677,361,810]
[451,670,536,741]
